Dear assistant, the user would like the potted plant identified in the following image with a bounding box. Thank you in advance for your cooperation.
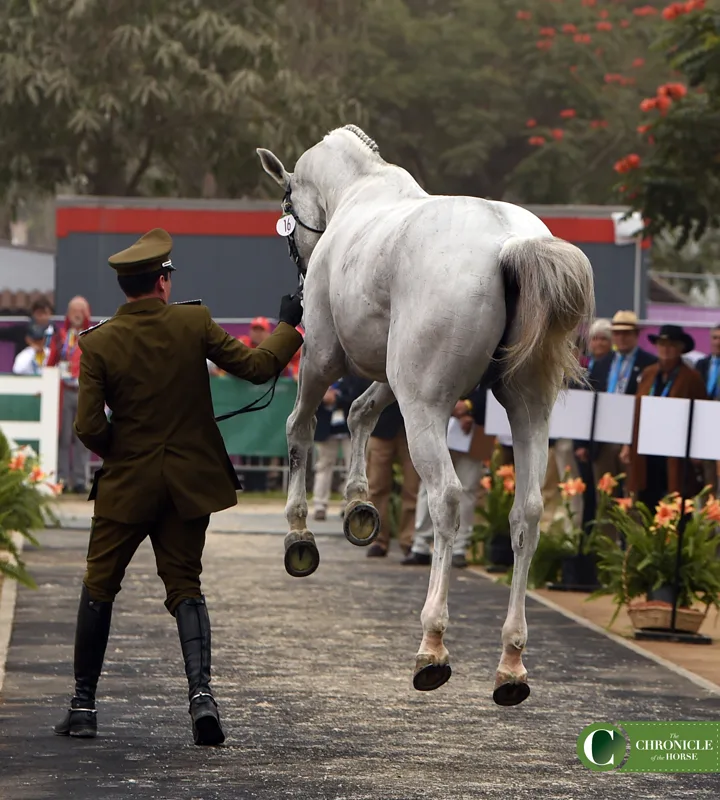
[471,448,515,571]
[588,490,720,631]
[0,432,60,588]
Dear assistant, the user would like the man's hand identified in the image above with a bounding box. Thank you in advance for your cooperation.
[452,400,468,418]
[460,416,473,434]
[279,294,303,328]
[620,445,631,465]
[322,387,337,407]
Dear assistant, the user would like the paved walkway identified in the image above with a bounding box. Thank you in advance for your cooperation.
[1,527,719,800]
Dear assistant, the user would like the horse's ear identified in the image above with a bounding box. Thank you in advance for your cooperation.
[257,148,290,189]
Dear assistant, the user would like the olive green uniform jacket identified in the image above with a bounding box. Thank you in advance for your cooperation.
[74,298,302,524]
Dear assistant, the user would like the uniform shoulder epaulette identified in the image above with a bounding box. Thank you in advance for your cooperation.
[171,299,203,306]
[79,318,111,336]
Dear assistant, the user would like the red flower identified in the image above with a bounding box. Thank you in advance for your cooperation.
[516,10,532,21]
[559,109,576,118]
[574,33,592,43]
[619,19,631,27]
[659,82,687,99]
[634,5,658,15]
[526,118,538,128]
[582,0,597,6]
[656,95,672,114]
[595,47,604,55]
[632,58,645,68]
[528,136,546,146]
[637,124,651,134]
[604,73,622,83]
[599,10,610,19]
[539,27,556,37]
[590,119,608,129]
[614,154,641,174]
[537,39,554,50]
[551,129,564,141]
[639,97,658,112]
[569,65,578,74]
[561,24,578,34]
[596,21,613,31]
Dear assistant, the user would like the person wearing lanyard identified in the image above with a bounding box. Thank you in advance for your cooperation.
[575,311,656,501]
[621,325,708,511]
[695,323,720,494]
[47,296,93,493]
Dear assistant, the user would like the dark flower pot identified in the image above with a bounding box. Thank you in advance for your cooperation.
[647,584,676,605]
[560,553,600,590]
[487,531,514,568]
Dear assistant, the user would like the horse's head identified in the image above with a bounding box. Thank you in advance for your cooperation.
[256,145,326,273]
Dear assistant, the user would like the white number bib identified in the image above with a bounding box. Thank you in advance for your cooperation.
[276,215,296,237]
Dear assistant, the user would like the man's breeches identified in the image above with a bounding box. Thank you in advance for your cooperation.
[83,503,210,614]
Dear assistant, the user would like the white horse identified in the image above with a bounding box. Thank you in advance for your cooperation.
[257,125,594,705]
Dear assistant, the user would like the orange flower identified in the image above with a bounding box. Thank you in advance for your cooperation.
[551,128,564,141]
[656,95,672,114]
[48,482,63,496]
[640,97,658,112]
[529,136,546,146]
[654,503,677,528]
[526,118,538,128]
[702,498,720,523]
[9,453,26,471]
[597,472,618,495]
[28,466,46,483]
[503,478,516,494]
[480,476,492,491]
[632,58,645,68]
[614,154,641,174]
[614,497,633,511]
[559,109,576,119]
[497,464,515,479]
[559,478,586,498]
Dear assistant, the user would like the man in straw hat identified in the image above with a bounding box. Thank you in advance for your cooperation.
[53,229,304,746]
[575,310,656,495]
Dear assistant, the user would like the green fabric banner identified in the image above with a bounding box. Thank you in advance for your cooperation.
[211,376,297,457]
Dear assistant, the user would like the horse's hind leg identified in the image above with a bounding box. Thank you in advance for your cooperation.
[342,382,395,546]
[398,400,462,691]
[284,356,341,578]
[492,375,554,706]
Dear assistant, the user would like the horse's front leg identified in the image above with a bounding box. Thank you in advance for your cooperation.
[283,356,340,578]
[342,382,395,546]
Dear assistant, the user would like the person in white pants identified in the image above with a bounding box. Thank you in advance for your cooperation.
[403,380,494,568]
[312,380,351,520]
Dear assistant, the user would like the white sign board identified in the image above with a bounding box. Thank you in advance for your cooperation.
[637,396,690,458]
[594,393,636,445]
[548,389,595,440]
[689,400,720,461]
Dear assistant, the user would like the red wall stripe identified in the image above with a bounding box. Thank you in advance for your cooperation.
[57,205,628,244]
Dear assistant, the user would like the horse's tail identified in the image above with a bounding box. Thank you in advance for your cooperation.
[497,235,595,397]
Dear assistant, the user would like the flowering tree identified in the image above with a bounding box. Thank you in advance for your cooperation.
[613,2,719,245]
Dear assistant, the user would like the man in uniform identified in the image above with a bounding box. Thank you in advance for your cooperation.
[53,229,304,746]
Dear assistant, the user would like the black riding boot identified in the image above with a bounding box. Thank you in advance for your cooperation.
[53,585,113,738]
[175,596,225,746]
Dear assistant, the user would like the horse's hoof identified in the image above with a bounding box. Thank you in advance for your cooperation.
[413,654,452,692]
[493,680,531,707]
[343,501,380,547]
[284,530,320,578]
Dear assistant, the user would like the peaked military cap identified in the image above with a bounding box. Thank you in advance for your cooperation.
[108,228,176,276]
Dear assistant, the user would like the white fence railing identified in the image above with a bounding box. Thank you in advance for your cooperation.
[0,367,60,477]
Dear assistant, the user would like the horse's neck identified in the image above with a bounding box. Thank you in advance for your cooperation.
[318,159,425,222]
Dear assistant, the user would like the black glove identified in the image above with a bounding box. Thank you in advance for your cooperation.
[278,294,303,328]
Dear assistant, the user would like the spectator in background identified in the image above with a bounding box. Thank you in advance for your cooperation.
[587,318,612,371]
[0,296,54,358]
[622,325,707,510]
[311,379,351,521]
[47,295,92,493]
[240,317,272,348]
[12,322,50,375]
[695,323,720,494]
[575,311,656,494]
